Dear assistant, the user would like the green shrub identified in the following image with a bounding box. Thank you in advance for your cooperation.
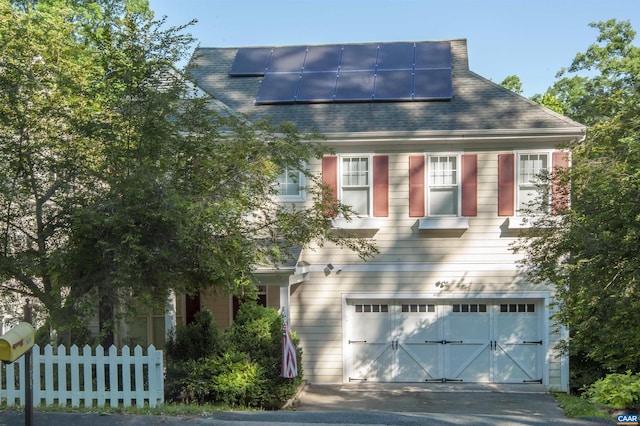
[167,352,264,406]
[164,302,303,409]
[226,302,303,409]
[165,309,225,362]
[164,310,227,402]
[585,371,640,409]
[206,352,266,407]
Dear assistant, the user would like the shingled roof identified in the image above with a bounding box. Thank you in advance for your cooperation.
[187,39,584,137]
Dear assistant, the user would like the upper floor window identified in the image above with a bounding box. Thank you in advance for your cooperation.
[428,155,459,216]
[341,156,370,216]
[410,153,476,220]
[518,153,548,214]
[275,167,305,202]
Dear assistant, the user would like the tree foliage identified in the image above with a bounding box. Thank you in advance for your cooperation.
[514,20,640,374]
[0,0,377,344]
[499,74,523,94]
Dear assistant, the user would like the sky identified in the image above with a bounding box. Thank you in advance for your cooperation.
[147,0,639,98]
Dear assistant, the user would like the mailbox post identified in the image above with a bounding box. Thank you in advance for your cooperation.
[0,301,34,426]
[24,301,33,426]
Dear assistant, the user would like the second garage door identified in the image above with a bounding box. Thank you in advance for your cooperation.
[346,299,543,384]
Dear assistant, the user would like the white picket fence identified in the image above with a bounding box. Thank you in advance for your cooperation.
[0,344,163,408]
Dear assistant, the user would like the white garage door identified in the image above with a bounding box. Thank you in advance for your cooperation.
[346,300,543,384]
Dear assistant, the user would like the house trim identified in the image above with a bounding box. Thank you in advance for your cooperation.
[321,128,585,146]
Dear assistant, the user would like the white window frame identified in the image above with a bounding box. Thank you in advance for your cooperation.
[426,153,462,217]
[339,155,372,217]
[275,165,306,202]
[516,151,551,216]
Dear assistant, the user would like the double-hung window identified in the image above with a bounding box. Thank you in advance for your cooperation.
[428,155,459,216]
[517,153,548,214]
[341,156,370,216]
[275,166,305,202]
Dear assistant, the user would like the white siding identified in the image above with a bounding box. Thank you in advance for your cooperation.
[291,145,567,389]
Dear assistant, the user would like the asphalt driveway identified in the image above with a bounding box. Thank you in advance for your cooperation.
[291,382,614,424]
[0,383,615,425]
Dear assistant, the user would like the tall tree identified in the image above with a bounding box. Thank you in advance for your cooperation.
[0,1,377,345]
[499,74,523,94]
[513,20,640,375]
[0,0,105,338]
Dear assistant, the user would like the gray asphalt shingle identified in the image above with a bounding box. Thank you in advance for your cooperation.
[186,39,584,135]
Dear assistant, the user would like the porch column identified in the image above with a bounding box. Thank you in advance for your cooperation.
[165,290,177,342]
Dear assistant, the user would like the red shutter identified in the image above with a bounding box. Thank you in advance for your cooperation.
[322,156,338,217]
[498,154,515,216]
[552,151,569,214]
[373,155,389,217]
[409,155,425,217]
[461,154,478,217]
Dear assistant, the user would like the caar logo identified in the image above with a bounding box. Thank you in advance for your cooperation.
[617,414,639,425]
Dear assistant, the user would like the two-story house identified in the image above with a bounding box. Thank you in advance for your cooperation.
[179,39,585,392]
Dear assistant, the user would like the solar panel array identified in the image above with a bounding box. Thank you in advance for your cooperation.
[229,42,453,104]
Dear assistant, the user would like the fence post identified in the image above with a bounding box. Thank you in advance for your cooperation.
[2,342,164,408]
[24,300,33,426]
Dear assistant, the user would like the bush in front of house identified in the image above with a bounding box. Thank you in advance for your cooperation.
[164,303,303,409]
[226,302,303,409]
[584,371,640,411]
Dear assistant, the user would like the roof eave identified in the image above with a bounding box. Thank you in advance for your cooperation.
[320,127,587,146]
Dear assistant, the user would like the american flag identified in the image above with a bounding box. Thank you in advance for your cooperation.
[281,313,298,378]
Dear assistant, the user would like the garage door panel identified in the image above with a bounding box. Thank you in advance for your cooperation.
[350,303,391,343]
[396,343,439,381]
[350,342,394,382]
[447,343,491,382]
[396,305,439,343]
[347,299,543,384]
[445,304,491,340]
[495,344,539,382]
[494,301,542,383]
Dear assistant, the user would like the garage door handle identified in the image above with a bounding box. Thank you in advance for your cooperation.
[443,340,463,344]
[425,340,443,344]
[523,340,543,345]
[348,340,367,344]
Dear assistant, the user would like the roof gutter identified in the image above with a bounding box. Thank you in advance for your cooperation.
[320,127,587,146]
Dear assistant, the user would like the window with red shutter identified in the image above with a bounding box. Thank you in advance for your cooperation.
[498,153,515,216]
[323,155,389,218]
[461,154,478,217]
[322,156,338,217]
[409,155,425,217]
[552,151,569,214]
[373,155,389,217]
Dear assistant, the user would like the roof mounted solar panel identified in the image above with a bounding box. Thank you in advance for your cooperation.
[229,47,272,76]
[413,68,453,100]
[296,71,338,102]
[373,70,413,100]
[414,41,452,70]
[303,45,342,72]
[376,42,415,71]
[256,72,300,104]
[339,44,378,71]
[335,71,375,101]
[267,46,307,72]
[234,41,454,104]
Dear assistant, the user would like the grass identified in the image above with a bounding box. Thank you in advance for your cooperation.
[554,392,612,421]
[0,402,237,417]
